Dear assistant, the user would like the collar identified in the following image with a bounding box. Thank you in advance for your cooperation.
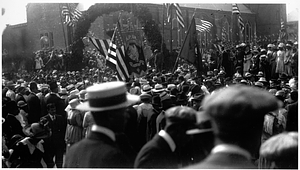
[91,125,116,142]
[158,130,176,152]
[211,144,251,160]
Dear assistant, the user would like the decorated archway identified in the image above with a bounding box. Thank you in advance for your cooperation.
[70,3,163,71]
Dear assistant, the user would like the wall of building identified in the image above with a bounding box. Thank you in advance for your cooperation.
[2,3,286,71]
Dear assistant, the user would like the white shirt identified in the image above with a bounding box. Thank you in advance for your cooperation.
[91,125,116,141]
[158,130,176,152]
[211,144,251,160]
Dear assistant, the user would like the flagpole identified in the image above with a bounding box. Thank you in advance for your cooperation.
[162,4,165,52]
[170,5,173,52]
[59,4,68,51]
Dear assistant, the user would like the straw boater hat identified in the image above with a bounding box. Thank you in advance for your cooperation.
[152,84,165,93]
[76,81,140,112]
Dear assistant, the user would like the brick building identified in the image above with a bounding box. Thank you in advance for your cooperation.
[2,3,287,71]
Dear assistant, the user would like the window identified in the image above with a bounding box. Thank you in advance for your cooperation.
[40,32,54,49]
[245,23,251,43]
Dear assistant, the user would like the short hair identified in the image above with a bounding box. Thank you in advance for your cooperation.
[260,132,298,169]
[29,81,38,91]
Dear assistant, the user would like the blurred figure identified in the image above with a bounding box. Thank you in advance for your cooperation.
[8,121,51,168]
[65,98,84,152]
[64,82,139,168]
[134,106,198,168]
[187,85,281,169]
[286,90,298,132]
[2,101,25,140]
[259,132,298,169]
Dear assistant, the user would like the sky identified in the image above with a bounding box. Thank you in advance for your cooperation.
[0,1,299,25]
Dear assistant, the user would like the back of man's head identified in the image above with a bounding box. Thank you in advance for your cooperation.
[29,81,38,91]
[201,85,281,152]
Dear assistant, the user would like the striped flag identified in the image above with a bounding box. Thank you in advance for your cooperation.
[166,3,185,28]
[61,4,82,27]
[89,37,110,56]
[222,25,227,42]
[174,3,185,28]
[195,18,213,32]
[238,15,245,31]
[107,22,130,81]
[232,4,240,14]
[166,3,171,22]
[232,4,244,31]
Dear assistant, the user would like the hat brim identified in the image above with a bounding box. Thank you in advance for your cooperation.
[23,125,51,139]
[152,89,165,93]
[186,128,213,135]
[76,93,140,112]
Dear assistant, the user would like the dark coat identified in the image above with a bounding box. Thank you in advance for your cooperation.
[186,152,256,169]
[64,131,130,168]
[26,92,42,124]
[9,139,45,168]
[42,114,67,168]
[42,114,67,147]
[286,101,298,132]
[3,114,25,140]
[44,93,67,118]
[134,134,179,168]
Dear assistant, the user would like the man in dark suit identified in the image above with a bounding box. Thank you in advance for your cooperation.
[42,103,67,168]
[187,85,281,169]
[26,81,42,124]
[44,81,67,119]
[134,106,198,168]
[64,81,140,168]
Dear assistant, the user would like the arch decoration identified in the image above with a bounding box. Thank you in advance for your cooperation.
[70,3,163,70]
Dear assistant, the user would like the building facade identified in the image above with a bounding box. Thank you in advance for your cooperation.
[2,3,287,71]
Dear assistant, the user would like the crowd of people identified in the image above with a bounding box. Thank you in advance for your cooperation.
[2,40,298,169]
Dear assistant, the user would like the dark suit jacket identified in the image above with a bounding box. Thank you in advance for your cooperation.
[286,101,298,132]
[134,134,179,168]
[186,152,256,169]
[26,92,42,124]
[64,131,130,168]
[44,93,67,118]
[42,114,67,149]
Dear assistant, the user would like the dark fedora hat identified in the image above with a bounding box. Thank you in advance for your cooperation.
[76,81,140,112]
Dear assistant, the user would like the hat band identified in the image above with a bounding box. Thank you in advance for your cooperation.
[89,93,127,108]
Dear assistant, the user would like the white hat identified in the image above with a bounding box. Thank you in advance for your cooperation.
[278,43,285,48]
[152,84,165,93]
[76,81,140,112]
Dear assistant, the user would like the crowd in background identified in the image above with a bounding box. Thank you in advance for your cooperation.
[2,40,298,169]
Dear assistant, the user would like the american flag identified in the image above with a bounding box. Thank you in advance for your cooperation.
[166,3,185,28]
[89,37,110,56]
[195,18,213,32]
[174,3,185,28]
[238,15,245,31]
[107,22,130,81]
[232,4,240,14]
[166,3,171,22]
[61,4,82,27]
[222,25,227,42]
[232,4,244,31]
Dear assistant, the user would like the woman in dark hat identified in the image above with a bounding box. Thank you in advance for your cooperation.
[8,120,51,168]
